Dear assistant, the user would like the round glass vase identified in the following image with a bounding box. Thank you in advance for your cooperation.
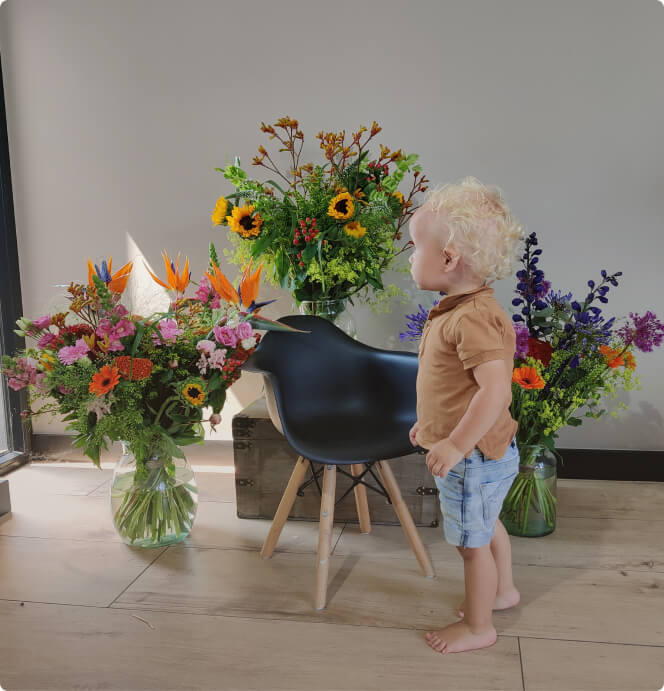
[296,298,357,339]
[500,444,557,537]
[110,441,199,547]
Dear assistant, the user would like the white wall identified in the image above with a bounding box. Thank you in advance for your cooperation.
[1,0,662,450]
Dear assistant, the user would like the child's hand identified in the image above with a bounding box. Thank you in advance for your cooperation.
[409,421,419,446]
[426,438,465,478]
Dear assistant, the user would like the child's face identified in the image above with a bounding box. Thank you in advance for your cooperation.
[408,204,455,292]
[408,203,486,294]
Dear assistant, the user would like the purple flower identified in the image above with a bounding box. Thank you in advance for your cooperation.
[616,311,664,353]
[58,338,90,365]
[513,322,530,360]
[214,325,238,348]
[399,301,439,342]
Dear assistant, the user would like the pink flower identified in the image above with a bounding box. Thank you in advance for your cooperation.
[32,315,52,330]
[113,319,135,339]
[156,318,184,344]
[213,325,238,348]
[7,377,26,391]
[208,348,227,370]
[209,412,222,430]
[236,321,254,340]
[112,304,129,318]
[59,385,74,394]
[196,339,216,356]
[196,353,208,374]
[37,332,59,349]
[58,338,90,365]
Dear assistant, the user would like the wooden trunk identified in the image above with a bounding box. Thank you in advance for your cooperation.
[232,397,441,527]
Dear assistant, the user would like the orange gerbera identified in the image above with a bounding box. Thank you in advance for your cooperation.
[88,365,120,396]
[600,345,625,369]
[512,365,546,390]
[114,356,153,381]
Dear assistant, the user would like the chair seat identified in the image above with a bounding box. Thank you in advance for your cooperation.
[285,413,418,464]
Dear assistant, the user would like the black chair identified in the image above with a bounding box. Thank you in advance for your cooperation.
[241,314,435,610]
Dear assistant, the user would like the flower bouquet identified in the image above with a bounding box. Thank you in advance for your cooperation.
[503,231,661,535]
[210,116,430,318]
[2,249,303,546]
[400,232,663,536]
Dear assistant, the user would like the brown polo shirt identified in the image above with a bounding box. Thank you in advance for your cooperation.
[415,284,518,460]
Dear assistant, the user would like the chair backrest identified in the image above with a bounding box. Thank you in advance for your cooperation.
[242,315,418,422]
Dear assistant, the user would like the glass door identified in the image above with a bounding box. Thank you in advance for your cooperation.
[0,50,28,472]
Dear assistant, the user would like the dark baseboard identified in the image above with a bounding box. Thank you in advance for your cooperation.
[24,434,664,482]
[556,448,663,482]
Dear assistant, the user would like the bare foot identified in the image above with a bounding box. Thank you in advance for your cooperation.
[425,619,497,654]
[458,587,520,618]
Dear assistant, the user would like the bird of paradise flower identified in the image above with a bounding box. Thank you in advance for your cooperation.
[87,257,133,294]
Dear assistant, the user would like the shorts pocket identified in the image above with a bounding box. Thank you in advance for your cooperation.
[479,474,516,529]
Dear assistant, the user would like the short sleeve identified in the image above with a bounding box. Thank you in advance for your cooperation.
[454,310,506,370]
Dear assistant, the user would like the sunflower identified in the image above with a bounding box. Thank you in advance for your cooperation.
[512,365,546,390]
[89,365,121,396]
[181,381,207,406]
[211,195,228,226]
[328,192,355,220]
[226,204,263,238]
[343,220,367,239]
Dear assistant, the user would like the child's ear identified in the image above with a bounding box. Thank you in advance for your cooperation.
[441,246,460,270]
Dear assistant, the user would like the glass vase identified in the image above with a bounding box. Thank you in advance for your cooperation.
[500,443,557,537]
[110,441,199,547]
[297,298,357,339]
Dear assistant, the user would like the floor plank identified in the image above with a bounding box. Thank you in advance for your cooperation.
[111,544,664,646]
[335,516,664,572]
[520,636,664,690]
[0,535,166,607]
[0,599,523,690]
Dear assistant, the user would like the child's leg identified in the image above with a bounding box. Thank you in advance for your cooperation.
[459,544,497,632]
[491,519,518,597]
[458,520,520,617]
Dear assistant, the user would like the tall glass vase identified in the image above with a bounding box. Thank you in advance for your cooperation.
[297,298,357,339]
[500,443,557,537]
[110,441,199,547]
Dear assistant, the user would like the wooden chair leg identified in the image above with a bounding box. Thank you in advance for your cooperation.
[375,461,435,579]
[350,463,371,534]
[315,464,337,610]
[260,456,309,559]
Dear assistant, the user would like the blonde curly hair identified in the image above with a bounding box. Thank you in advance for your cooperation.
[423,176,526,282]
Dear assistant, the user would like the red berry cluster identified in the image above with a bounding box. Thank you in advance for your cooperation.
[293,217,319,268]
[221,358,243,385]
[366,160,389,182]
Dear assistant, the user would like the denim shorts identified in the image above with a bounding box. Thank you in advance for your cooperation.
[432,436,519,548]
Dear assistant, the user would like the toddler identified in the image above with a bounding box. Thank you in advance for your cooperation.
[408,176,524,654]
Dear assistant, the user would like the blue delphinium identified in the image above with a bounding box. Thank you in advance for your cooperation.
[399,291,446,342]
[511,232,552,338]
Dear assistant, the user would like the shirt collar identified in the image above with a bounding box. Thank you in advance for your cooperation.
[427,283,495,320]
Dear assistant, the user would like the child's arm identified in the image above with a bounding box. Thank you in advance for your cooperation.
[448,359,511,457]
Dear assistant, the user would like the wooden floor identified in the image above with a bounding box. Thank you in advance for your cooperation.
[1,447,663,690]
